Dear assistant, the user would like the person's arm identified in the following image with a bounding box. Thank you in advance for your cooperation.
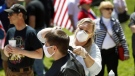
[73,43,102,75]
[37,27,61,43]
[29,15,36,28]
[130,25,135,33]
[68,2,76,31]
[87,43,102,75]
[4,44,43,59]
[11,47,43,59]
[117,20,129,60]
[37,28,53,43]
[73,46,95,67]
[69,15,76,31]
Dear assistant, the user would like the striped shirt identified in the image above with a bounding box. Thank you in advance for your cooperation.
[95,17,129,55]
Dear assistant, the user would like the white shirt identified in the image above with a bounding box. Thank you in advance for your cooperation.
[69,35,102,76]
[102,17,116,49]
[113,0,126,13]
[68,0,80,26]
[112,0,127,18]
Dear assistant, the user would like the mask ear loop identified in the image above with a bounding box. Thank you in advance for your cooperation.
[82,30,87,34]
[49,46,55,56]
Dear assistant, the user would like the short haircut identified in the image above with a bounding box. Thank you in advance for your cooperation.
[77,18,95,33]
[98,1,114,11]
[45,29,69,55]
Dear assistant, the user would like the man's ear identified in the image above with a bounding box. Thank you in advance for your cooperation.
[18,13,23,19]
[53,46,58,52]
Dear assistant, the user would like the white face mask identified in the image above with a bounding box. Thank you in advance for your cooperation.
[76,30,89,42]
[43,45,55,58]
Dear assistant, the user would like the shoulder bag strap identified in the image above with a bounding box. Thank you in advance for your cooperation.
[102,21,118,46]
[82,9,96,19]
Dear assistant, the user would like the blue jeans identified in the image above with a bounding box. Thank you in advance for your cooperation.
[33,59,45,76]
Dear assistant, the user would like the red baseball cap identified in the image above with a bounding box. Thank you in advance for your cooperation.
[79,0,93,5]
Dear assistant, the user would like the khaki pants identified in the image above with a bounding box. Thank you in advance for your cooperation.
[0,49,8,75]
[0,49,8,61]
[6,67,34,76]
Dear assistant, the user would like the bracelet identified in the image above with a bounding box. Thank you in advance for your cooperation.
[83,52,89,59]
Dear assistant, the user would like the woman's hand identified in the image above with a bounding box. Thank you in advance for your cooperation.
[73,46,88,58]
[124,55,130,60]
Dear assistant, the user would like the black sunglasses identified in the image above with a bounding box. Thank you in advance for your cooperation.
[8,12,15,16]
[8,11,20,16]
[104,8,113,11]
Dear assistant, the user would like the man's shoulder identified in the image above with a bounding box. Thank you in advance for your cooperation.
[130,12,135,20]
[26,25,36,33]
[60,52,85,76]
[27,0,44,11]
[29,0,43,6]
[6,27,15,35]
[131,12,135,16]
[8,27,15,31]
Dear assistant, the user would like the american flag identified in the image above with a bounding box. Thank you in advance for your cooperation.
[53,0,73,32]
[0,20,6,49]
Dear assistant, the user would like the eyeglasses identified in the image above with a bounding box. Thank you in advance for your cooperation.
[103,8,113,11]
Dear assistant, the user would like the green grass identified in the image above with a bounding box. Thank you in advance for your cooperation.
[116,21,134,76]
[0,0,135,76]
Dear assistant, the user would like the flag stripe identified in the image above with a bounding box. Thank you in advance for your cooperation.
[61,8,68,28]
[57,0,66,27]
[53,0,73,32]
[54,0,61,27]
[59,0,67,28]
[0,20,6,49]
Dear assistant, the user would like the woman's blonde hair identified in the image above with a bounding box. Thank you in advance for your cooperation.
[75,18,95,51]
[98,1,114,11]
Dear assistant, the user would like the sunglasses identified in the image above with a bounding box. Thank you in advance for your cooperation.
[103,8,113,11]
[8,12,15,16]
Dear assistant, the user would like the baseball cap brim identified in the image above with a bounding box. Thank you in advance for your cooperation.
[4,9,14,13]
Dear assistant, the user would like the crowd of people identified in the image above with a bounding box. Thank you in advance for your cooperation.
[0,0,134,76]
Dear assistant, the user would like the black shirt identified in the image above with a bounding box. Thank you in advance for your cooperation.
[25,0,45,32]
[45,54,69,76]
[39,0,54,27]
[5,26,42,68]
